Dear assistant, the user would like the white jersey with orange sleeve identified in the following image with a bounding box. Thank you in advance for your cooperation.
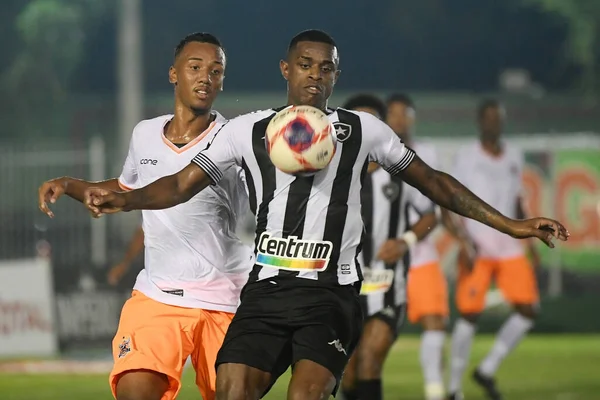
[118,112,253,313]
[452,141,524,259]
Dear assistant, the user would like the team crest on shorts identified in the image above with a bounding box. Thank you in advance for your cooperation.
[118,337,131,359]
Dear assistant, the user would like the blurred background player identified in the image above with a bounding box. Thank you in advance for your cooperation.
[446,99,541,400]
[339,94,402,400]
[340,93,447,400]
[386,93,449,400]
[38,32,253,400]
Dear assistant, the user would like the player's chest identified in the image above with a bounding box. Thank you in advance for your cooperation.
[135,139,203,182]
[468,158,519,188]
[370,170,406,206]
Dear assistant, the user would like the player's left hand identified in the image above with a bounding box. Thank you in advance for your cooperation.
[506,218,569,248]
[84,187,126,217]
[377,239,408,264]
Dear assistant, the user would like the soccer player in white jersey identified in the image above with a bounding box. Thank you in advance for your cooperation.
[82,30,568,400]
[38,33,253,400]
[446,99,542,400]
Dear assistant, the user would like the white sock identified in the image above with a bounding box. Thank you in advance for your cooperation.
[478,313,533,377]
[448,318,476,394]
[420,330,446,400]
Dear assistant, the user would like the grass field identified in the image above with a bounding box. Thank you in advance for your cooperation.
[1,335,599,400]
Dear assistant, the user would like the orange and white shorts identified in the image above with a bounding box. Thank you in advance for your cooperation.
[407,262,449,324]
[109,290,234,400]
[456,255,539,314]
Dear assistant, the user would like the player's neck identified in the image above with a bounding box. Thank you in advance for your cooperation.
[480,136,503,156]
[166,106,214,144]
[286,97,328,112]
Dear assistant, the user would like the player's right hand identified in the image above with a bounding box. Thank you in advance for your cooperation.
[38,178,68,218]
[84,188,126,217]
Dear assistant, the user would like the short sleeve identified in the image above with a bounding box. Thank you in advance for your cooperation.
[191,121,241,183]
[364,114,415,175]
[118,134,139,190]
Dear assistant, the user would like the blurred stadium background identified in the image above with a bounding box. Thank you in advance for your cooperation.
[1,0,599,399]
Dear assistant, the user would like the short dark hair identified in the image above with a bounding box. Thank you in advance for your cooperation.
[386,93,415,110]
[174,32,224,60]
[288,29,337,53]
[343,94,387,119]
[477,98,502,119]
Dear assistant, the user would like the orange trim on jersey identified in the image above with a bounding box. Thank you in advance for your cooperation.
[118,180,133,191]
[161,121,216,154]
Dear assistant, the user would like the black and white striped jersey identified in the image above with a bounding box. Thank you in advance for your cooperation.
[192,106,415,287]
[360,142,439,312]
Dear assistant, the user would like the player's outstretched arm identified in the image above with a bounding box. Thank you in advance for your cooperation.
[84,163,210,216]
[38,177,120,218]
[399,155,569,248]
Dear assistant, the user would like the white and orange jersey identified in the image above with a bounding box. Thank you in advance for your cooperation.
[452,141,524,259]
[118,113,253,313]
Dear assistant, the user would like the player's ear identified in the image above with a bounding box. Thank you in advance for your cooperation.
[169,65,177,85]
[280,59,289,81]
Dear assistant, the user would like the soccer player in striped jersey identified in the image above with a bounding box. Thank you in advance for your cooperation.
[340,94,447,400]
[83,30,569,400]
[38,33,253,400]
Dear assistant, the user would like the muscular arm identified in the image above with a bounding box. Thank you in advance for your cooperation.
[440,208,470,241]
[399,155,513,235]
[64,178,121,202]
[120,163,211,211]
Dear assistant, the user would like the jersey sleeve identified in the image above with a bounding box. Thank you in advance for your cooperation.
[365,113,415,175]
[118,130,139,190]
[191,120,241,184]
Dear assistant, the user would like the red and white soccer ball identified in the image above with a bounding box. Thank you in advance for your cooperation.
[265,105,337,175]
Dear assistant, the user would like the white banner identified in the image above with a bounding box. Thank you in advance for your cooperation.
[0,258,58,358]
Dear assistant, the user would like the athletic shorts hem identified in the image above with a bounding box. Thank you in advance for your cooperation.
[109,353,181,399]
[364,304,406,338]
[214,355,273,375]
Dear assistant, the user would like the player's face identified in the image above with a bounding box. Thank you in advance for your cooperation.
[479,106,504,140]
[169,42,225,114]
[386,102,415,138]
[280,41,340,109]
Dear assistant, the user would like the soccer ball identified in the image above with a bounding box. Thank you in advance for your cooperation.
[265,105,337,175]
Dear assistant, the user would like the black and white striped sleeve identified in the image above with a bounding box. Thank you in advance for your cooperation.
[191,121,239,183]
[365,114,415,175]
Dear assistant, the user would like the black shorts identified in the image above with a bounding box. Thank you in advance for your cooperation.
[361,302,406,339]
[215,278,363,397]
